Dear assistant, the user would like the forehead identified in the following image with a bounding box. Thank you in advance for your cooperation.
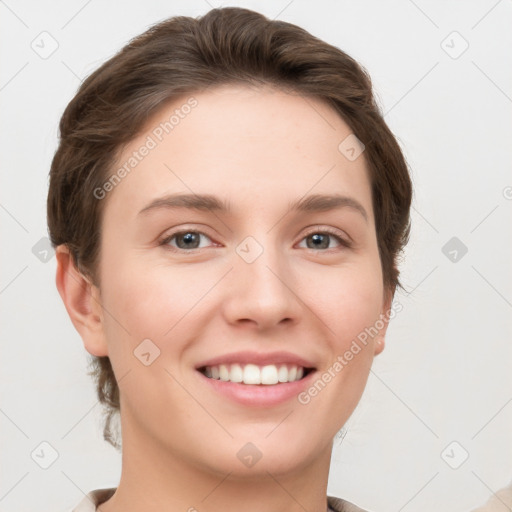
[103,84,373,220]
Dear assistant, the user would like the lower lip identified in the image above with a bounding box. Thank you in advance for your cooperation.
[196,369,317,407]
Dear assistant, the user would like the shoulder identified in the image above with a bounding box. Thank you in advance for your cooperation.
[327,494,372,512]
[71,488,116,511]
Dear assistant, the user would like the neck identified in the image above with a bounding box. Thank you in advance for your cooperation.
[99,410,334,512]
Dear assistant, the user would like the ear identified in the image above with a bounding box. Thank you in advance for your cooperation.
[373,289,393,356]
[55,245,109,357]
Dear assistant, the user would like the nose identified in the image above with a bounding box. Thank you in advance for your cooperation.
[221,238,303,331]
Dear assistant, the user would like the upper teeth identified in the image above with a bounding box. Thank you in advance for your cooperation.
[202,363,305,385]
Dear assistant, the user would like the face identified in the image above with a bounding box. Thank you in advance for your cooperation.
[85,84,390,476]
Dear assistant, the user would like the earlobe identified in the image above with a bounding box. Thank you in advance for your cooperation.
[55,245,109,357]
[374,290,393,356]
[374,337,385,355]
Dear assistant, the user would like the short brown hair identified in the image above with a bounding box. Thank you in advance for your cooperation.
[47,6,412,449]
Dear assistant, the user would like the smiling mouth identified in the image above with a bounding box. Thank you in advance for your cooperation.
[197,363,315,385]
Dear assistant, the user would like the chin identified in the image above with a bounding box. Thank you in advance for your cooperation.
[205,435,321,477]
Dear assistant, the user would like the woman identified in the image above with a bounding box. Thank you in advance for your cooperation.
[48,7,412,512]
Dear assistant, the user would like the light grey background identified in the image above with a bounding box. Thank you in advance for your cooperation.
[1,1,511,511]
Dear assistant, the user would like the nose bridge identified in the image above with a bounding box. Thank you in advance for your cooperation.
[223,232,300,328]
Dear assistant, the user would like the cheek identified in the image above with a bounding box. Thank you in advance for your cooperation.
[101,271,174,336]
[307,262,384,401]
[98,254,212,357]
[303,259,385,344]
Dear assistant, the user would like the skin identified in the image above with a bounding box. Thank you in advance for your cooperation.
[56,84,392,512]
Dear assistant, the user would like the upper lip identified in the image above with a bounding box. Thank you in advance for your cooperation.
[194,351,316,370]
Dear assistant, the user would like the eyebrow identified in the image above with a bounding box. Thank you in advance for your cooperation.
[138,193,368,222]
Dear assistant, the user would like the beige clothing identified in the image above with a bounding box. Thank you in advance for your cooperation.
[73,478,512,511]
[71,488,370,512]
[470,479,512,512]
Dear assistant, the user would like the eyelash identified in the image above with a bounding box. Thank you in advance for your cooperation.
[158,227,352,253]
